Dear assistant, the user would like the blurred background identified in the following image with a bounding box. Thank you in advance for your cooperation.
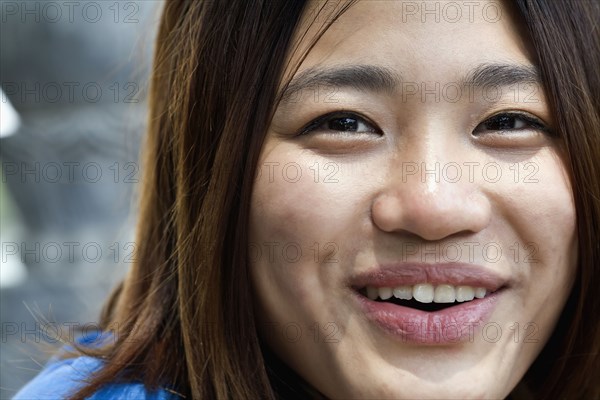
[0,1,163,397]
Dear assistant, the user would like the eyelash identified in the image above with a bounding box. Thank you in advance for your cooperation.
[298,111,382,136]
[472,111,552,136]
[298,111,552,136]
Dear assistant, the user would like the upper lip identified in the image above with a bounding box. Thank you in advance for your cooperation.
[349,263,509,292]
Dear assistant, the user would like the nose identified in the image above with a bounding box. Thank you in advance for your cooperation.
[371,161,491,241]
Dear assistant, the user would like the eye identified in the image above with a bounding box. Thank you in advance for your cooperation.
[298,111,382,136]
[473,112,551,136]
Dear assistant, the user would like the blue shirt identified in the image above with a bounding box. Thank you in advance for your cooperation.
[13,354,177,400]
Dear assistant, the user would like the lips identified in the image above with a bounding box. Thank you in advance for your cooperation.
[349,263,509,345]
[349,263,507,291]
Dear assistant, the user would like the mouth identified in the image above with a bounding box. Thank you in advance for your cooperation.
[349,264,508,344]
[356,284,494,313]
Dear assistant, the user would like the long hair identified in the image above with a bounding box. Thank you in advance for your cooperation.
[69,1,599,399]
[510,1,600,399]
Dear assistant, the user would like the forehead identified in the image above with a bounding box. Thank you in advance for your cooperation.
[284,0,534,84]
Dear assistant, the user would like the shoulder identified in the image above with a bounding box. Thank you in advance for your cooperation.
[13,355,177,400]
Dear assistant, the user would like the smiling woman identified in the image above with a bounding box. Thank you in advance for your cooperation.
[13,1,600,399]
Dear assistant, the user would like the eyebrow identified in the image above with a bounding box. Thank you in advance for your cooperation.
[278,62,541,104]
[462,63,540,88]
[279,64,400,103]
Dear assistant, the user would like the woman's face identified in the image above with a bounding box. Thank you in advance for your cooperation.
[248,1,577,398]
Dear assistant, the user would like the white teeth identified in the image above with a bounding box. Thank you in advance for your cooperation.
[365,284,491,304]
[378,287,393,300]
[366,286,378,300]
[455,286,475,302]
[393,286,413,300]
[413,284,434,303]
[433,284,455,303]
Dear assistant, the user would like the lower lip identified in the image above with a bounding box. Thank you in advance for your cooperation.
[353,289,502,345]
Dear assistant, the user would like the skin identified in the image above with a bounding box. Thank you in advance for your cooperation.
[248,1,578,398]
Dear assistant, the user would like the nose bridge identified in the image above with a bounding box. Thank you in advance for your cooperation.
[391,129,453,192]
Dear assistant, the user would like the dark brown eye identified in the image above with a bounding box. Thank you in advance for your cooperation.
[300,112,381,135]
[328,116,361,131]
[473,113,549,135]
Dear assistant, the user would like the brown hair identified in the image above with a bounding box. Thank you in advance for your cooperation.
[509,1,600,398]
[68,1,599,399]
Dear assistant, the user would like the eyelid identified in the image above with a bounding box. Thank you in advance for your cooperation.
[298,110,382,136]
[474,111,554,135]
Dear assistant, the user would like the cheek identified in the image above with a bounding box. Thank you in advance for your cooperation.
[502,152,577,274]
[248,153,339,310]
[247,149,376,324]
[249,151,372,264]
[492,151,577,336]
